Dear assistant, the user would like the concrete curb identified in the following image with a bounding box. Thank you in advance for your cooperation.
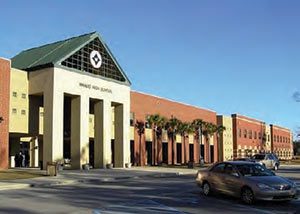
[0,183,31,191]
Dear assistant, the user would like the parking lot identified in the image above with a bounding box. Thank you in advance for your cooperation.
[0,165,299,213]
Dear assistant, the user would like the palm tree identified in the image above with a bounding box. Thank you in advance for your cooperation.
[191,119,205,163]
[165,117,181,165]
[177,121,195,164]
[135,120,145,166]
[146,114,167,165]
[202,122,216,163]
[202,123,226,163]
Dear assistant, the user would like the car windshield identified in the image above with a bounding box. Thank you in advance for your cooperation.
[252,154,265,160]
[236,164,274,177]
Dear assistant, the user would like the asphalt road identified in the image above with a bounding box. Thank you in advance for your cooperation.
[0,166,299,214]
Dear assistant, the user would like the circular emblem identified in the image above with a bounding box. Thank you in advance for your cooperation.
[90,50,102,68]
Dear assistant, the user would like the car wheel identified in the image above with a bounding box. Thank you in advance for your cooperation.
[274,164,279,171]
[202,182,211,196]
[241,187,255,205]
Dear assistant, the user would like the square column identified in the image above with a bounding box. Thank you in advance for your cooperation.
[94,100,112,168]
[114,103,130,168]
[43,90,64,169]
[71,96,90,169]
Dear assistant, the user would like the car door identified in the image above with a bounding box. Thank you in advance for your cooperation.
[223,164,242,196]
[209,163,226,192]
[264,154,273,169]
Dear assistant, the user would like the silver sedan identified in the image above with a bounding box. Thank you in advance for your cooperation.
[196,161,298,204]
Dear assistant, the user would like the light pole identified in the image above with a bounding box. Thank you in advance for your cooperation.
[199,127,203,166]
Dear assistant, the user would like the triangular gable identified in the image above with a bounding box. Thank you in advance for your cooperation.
[11,32,131,85]
[58,33,130,85]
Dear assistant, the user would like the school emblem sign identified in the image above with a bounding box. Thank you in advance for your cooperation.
[90,50,102,69]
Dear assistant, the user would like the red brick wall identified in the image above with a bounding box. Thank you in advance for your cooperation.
[130,91,217,165]
[270,125,292,159]
[232,114,266,158]
[0,58,10,169]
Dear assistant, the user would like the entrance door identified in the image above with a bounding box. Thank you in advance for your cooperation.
[201,144,205,160]
[189,144,194,162]
[146,141,152,165]
[130,140,134,165]
[111,140,115,167]
[89,140,94,168]
[162,142,168,164]
[210,145,214,163]
[176,143,182,164]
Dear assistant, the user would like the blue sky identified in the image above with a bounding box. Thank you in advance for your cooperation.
[1,0,300,135]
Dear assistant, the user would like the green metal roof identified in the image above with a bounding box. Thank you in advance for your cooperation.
[11,32,131,85]
[11,32,96,71]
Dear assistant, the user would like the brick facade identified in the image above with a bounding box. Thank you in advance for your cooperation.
[130,91,217,166]
[0,58,10,169]
[232,114,267,158]
[270,125,293,159]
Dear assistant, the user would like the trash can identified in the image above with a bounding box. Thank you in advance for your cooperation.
[188,161,194,169]
[46,162,57,176]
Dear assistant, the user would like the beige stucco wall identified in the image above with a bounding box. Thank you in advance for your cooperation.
[217,115,233,161]
[265,124,271,152]
[9,68,29,133]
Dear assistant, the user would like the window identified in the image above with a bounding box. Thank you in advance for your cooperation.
[21,110,26,115]
[13,92,17,97]
[224,164,235,174]
[244,129,247,138]
[12,108,17,114]
[211,163,226,173]
[238,129,241,138]
[22,93,26,99]
[258,132,262,139]
[254,131,257,139]
[130,112,135,126]
[267,134,270,142]
[274,135,276,142]
[145,115,150,128]
[249,130,252,139]
[280,136,282,143]
[61,37,126,82]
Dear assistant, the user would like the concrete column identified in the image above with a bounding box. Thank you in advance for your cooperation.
[43,90,64,169]
[71,96,90,169]
[114,103,130,168]
[94,100,112,168]
[30,137,39,167]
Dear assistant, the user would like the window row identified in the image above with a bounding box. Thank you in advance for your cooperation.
[12,92,27,99]
[238,129,270,141]
[12,108,26,115]
[273,135,290,143]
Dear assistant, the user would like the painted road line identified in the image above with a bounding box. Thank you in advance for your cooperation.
[93,199,185,214]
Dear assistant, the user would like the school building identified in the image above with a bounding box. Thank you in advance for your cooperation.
[0,32,294,170]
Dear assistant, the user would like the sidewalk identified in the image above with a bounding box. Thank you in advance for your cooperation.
[0,166,200,191]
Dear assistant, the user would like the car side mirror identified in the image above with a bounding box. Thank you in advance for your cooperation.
[231,172,240,177]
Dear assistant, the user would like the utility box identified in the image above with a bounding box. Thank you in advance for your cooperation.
[46,162,57,176]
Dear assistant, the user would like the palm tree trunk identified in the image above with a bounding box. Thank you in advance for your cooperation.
[182,134,186,164]
[139,134,142,166]
[172,134,175,165]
